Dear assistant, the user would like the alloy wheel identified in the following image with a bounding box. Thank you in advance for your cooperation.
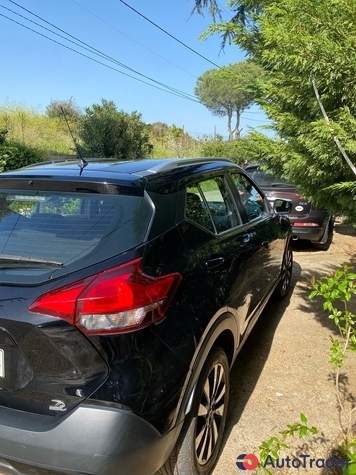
[195,362,227,465]
[280,247,293,293]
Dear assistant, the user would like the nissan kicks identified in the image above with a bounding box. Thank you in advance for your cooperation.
[0,157,292,475]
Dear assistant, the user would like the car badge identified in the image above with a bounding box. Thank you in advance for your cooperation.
[295,206,304,211]
[49,399,67,412]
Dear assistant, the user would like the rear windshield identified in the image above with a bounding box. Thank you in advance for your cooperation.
[0,190,152,284]
[246,169,291,187]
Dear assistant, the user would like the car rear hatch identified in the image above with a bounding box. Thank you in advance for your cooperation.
[0,175,153,417]
[244,166,312,217]
[262,186,312,218]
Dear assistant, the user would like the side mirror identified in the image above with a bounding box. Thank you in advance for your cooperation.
[273,198,292,214]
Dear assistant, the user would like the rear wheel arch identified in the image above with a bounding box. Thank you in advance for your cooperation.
[175,311,238,425]
[160,345,231,475]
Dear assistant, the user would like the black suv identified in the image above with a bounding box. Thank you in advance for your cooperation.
[245,164,334,250]
[0,157,292,475]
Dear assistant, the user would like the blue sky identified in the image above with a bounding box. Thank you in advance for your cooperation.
[1,0,270,140]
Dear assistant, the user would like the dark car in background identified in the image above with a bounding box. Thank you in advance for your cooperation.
[245,163,334,250]
[0,157,292,475]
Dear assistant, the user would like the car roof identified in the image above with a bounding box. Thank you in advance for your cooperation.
[0,157,240,182]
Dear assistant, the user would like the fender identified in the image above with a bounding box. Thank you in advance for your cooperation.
[172,308,238,427]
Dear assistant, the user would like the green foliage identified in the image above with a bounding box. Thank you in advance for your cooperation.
[192,0,356,222]
[257,414,318,475]
[199,137,245,164]
[0,102,74,155]
[46,97,82,121]
[195,61,264,140]
[79,99,153,159]
[148,122,201,158]
[310,266,356,341]
[0,140,45,171]
[310,265,356,456]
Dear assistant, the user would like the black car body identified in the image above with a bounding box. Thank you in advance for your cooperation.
[0,157,292,475]
[245,164,334,250]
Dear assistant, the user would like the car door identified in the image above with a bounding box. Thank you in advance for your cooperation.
[178,172,265,343]
[228,171,286,301]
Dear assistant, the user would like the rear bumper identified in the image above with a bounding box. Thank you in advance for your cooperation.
[0,403,181,475]
[291,226,325,242]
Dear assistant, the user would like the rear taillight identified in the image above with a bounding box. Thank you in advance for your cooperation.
[293,222,319,227]
[29,258,182,335]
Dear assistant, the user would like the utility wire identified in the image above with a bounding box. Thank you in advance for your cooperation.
[70,0,198,79]
[6,0,197,100]
[0,12,201,103]
[217,1,231,17]
[118,0,221,68]
[3,1,268,127]
[3,2,199,102]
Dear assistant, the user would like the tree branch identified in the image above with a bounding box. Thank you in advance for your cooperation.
[311,77,356,177]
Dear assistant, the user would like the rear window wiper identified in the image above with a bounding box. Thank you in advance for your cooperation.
[0,255,63,269]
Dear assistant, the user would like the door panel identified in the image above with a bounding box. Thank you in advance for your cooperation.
[181,175,263,342]
[228,172,285,297]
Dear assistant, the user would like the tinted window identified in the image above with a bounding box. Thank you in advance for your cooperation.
[231,173,268,221]
[186,176,240,233]
[0,190,152,283]
[246,168,290,186]
[186,185,215,233]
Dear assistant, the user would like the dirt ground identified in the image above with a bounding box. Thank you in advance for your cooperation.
[213,218,356,475]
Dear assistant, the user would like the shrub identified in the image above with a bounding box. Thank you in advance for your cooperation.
[0,140,46,171]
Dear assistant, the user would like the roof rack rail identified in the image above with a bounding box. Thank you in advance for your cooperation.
[21,157,79,169]
[22,157,119,169]
[145,157,233,174]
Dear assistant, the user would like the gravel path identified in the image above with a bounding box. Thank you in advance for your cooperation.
[213,219,356,475]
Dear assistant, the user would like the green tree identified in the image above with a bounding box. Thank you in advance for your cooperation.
[195,61,263,140]
[79,99,152,159]
[199,135,254,164]
[46,97,82,121]
[192,0,356,222]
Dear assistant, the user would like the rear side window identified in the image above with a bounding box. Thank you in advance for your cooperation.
[186,176,240,233]
[0,191,152,284]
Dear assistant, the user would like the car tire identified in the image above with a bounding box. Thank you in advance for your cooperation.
[312,219,334,251]
[160,346,230,475]
[274,243,293,299]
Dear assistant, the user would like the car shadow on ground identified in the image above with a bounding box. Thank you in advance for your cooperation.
[218,275,298,456]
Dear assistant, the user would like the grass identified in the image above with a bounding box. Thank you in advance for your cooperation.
[0,104,204,158]
[0,101,244,161]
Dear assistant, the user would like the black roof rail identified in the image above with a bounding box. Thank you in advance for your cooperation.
[21,157,119,169]
[144,157,234,175]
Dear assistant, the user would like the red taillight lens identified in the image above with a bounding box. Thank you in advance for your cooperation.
[29,258,182,335]
[293,222,319,227]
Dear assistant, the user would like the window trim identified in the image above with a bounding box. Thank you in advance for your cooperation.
[185,173,242,235]
[226,171,269,224]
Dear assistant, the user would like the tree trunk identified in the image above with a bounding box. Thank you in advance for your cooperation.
[227,109,233,141]
[232,110,241,140]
